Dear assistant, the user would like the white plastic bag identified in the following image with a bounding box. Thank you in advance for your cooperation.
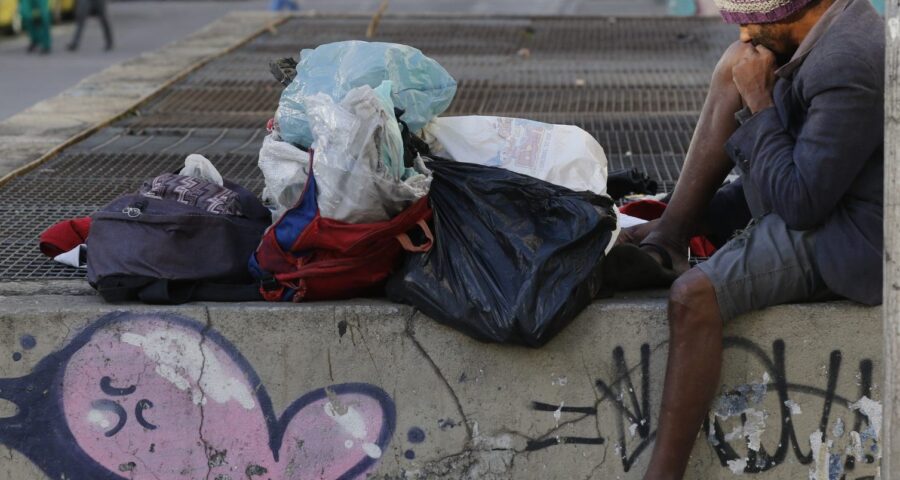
[180,154,224,186]
[423,116,609,195]
[257,133,312,221]
[305,81,431,223]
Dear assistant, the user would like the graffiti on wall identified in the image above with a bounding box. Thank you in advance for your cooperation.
[530,337,880,480]
[0,312,395,480]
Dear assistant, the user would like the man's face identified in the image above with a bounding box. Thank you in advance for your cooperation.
[739,23,797,65]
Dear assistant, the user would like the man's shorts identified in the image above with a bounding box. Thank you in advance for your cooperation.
[695,213,836,322]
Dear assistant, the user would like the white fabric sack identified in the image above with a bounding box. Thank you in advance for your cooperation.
[423,116,609,195]
[257,133,312,221]
[305,82,431,223]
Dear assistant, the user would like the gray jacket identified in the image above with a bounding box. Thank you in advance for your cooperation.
[723,0,885,305]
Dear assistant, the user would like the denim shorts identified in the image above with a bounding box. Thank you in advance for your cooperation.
[696,213,835,321]
[695,170,835,321]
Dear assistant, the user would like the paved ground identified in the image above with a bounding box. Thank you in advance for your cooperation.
[0,1,270,121]
[0,0,671,122]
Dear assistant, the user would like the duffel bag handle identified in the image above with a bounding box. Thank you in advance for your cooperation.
[396,220,433,253]
[273,219,433,283]
[274,254,376,282]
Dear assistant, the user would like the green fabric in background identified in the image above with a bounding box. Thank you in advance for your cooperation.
[19,0,51,50]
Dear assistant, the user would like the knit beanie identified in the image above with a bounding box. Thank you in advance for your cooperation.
[713,0,817,24]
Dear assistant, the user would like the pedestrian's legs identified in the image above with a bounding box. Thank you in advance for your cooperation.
[94,0,113,50]
[20,0,37,51]
[68,0,89,51]
[642,269,723,480]
[35,0,51,52]
[628,41,747,272]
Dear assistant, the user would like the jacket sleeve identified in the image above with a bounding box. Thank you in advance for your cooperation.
[724,53,883,230]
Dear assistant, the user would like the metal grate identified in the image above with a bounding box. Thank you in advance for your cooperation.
[0,15,735,280]
[446,82,708,115]
[123,113,274,130]
[243,17,532,56]
[0,206,97,279]
[0,241,88,279]
[72,128,268,155]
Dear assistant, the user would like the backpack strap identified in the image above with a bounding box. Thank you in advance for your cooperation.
[396,220,433,253]
[93,275,154,302]
[138,280,263,304]
[95,275,262,304]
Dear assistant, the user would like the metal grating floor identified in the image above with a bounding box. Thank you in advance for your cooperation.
[0,15,735,280]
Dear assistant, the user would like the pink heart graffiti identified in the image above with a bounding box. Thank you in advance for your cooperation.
[16,312,395,480]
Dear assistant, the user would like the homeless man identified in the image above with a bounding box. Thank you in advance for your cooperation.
[606,0,885,478]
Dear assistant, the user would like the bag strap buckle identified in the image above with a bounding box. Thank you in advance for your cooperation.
[260,275,281,292]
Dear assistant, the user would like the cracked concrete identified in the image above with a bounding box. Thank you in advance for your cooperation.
[404,311,474,443]
[198,311,213,480]
[0,295,883,478]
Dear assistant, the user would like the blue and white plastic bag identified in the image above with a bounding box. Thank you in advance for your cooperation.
[277,41,457,148]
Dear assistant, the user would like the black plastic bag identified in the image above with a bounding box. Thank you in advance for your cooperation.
[386,158,617,347]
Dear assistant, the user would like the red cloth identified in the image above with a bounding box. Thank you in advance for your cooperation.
[619,199,717,257]
[619,198,666,221]
[39,217,91,258]
[689,236,718,258]
[254,197,433,302]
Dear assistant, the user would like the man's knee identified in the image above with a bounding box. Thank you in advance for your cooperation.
[668,269,720,329]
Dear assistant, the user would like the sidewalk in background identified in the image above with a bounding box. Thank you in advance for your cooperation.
[0,0,679,122]
[0,0,269,121]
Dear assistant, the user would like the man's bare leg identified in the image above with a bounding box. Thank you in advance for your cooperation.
[643,269,723,480]
[635,41,755,480]
[633,41,750,272]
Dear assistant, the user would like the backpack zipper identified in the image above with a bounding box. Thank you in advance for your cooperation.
[122,200,147,218]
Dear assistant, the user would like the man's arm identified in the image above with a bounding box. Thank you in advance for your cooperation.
[726,53,883,230]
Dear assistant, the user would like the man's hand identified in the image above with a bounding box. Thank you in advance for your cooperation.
[732,44,777,114]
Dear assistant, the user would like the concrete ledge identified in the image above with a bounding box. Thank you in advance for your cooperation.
[0,295,882,479]
[0,11,286,183]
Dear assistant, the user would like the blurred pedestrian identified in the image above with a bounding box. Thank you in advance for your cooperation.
[20,0,51,54]
[67,0,113,52]
[270,0,299,11]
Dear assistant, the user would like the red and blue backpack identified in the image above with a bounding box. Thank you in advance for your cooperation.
[249,151,433,302]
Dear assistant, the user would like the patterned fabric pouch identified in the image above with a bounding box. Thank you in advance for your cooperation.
[140,173,243,216]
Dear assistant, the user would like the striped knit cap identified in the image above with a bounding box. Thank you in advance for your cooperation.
[713,0,817,24]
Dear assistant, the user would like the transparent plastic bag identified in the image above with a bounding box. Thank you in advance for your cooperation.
[257,133,311,221]
[179,154,224,186]
[276,41,457,148]
[305,81,431,223]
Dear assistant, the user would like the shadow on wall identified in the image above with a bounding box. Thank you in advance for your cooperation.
[671,0,886,15]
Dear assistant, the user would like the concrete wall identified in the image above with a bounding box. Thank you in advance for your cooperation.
[0,295,882,479]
